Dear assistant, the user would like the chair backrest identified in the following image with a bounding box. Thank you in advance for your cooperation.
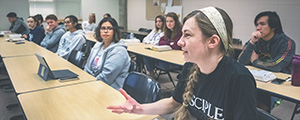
[138,28,152,33]
[123,72,160,104]
[257,108,280,120]
[232,38,242,45]
[68,42,92,69]
[128,60,137,72]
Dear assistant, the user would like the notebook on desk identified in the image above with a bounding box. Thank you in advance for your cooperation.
[35,53,78,81]
[145,45,172,52]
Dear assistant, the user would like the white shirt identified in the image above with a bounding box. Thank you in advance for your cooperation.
[82,21,97,31]
[142,29,164,45]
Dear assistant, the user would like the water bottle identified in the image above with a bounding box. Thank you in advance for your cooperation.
[130,32,134,39]
[291,55,300,86]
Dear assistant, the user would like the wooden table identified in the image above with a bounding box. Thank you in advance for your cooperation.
[0,36,8,43]
[127,43,185,66]
[85,31,97,42]
[3,52,96,94]
[0,41,49,58]
[18,81,158,120]
[246,66,300,102]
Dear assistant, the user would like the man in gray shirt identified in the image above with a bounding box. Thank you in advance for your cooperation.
[7,12,29,34]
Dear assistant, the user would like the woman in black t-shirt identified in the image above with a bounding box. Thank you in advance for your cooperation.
[107,6,258,120]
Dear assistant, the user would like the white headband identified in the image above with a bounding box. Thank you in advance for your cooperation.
[199,6,229,51]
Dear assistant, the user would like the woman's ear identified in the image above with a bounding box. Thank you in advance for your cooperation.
[207,34,220,49]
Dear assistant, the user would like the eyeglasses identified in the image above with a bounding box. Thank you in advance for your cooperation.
[64,21,71,24]
[100,27,113,31]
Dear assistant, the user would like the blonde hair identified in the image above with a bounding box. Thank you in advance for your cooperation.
[175,64,200,120]
[174,7,233,120]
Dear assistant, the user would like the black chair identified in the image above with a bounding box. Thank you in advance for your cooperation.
[123,72,160,104]
[232,38,242,45]
[138,28,152,33]
[231,38,243,60]
[291,103,300,120]
[128,60,137,72]
[155,63,182,87]
[68,42,92,69]
[257,108,280,120]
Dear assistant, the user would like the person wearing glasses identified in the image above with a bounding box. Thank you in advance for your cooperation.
[40,14,66,53]
[56,15,86,60]
[84,17,130,90]
[107,6,258,119]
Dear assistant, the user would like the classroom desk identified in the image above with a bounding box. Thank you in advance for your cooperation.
[3,52,96,94]
[127,43,185,66]
[125,30,149,36]
[246,66,300,103]
[0,36,8,43]
[84,31,97,42]
[0,41,48,58]
[18,81,158,120]
[84,32,185,66]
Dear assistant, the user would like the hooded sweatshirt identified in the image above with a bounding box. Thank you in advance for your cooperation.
[238,33,296,73]
[56,29,86,60]
[26,26,45,45]
[84,41,130,90]
[40,24,65,53]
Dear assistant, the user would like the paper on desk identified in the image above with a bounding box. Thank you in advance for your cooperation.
[146,45,172,52]
[121,38,141,44]
[6,37,25,42]
[8,34,22,38]
[249,70,276,82]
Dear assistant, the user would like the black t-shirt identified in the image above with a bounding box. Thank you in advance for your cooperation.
[172,56,258,120]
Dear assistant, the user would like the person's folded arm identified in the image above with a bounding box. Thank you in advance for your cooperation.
[238,41,256,65]
[252,40,295,72]
[41,29,65,49]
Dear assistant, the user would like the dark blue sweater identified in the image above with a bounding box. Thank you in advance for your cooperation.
[26,26,45,45]
[238,33,296,73]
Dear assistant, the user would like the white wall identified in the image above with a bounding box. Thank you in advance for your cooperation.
[128,0,300,54]
[0,0,29,31]
[29,0,81,20]
[81,0,119,25]
[128,0,154,31]
[182,0,300,54]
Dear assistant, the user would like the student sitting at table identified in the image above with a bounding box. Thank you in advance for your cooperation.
[84,17,130,90]
[56,15,86,60]
[107,6,258,119]
[82,13,97,32]
[142,15,165,45]
[6,12,29,35]
[34,14,44,27]
[144,12,182,78]
[238,11,296,112]
[23,16,45,45]
[40,14,66,53]
[238,11,296,74]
